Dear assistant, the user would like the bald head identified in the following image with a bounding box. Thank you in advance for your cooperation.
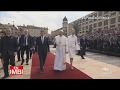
[6,28,12,36]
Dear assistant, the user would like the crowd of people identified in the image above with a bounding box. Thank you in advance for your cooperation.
[78,28,120,56]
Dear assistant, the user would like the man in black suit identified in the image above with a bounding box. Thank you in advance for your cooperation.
[0,31,6,70]
[80,36,86,59]
[0,34,2,69]
[29,36,34,59]
[0,29,17,79]
[35,30,50,73]
[19,30,33,65]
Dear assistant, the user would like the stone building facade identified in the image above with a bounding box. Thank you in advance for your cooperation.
[52,11,120,37]
[17,25,48,37]
[0,23,19,36]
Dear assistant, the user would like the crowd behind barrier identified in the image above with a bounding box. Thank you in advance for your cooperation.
[77,28,120,57]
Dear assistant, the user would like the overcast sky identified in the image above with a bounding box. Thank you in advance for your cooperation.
[0,11,93,34]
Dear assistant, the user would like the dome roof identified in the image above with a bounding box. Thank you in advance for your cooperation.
[63,16,68,21]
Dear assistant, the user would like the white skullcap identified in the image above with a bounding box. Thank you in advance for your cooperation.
[72,29,75,32]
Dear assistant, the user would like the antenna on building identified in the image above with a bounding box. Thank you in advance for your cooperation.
[13,21,14,27]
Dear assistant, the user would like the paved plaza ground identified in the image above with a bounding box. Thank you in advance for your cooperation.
[0,45,120,79]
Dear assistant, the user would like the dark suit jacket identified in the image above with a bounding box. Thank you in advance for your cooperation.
[80,38,86,48]
[31,36,35,47]
[35,36,50,54]
[16,36,20,49]
[0,36,17,56]
[0,36,1,48]
[19,35,33,48]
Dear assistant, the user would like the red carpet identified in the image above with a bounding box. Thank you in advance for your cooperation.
[30,52,92,79]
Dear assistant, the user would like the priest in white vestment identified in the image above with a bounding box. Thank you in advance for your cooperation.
[54,30,68,71]
[68,29,79,69]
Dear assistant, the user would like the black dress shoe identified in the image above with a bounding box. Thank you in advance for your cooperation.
[26,63,29,65]
[54,70,60,72]
[21,61,24,65]
[1,75,9,79]
[82,57,85,59]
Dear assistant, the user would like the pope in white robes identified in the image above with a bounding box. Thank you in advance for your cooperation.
[54,30,68,71]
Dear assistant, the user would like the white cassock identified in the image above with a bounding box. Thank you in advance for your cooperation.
[54,35,68,71]
[68,35,78,58]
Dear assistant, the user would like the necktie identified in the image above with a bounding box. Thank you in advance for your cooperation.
[41,36,44,44]
[17,37,19,44]
[25,37,27,45]
[24,36,27,46]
